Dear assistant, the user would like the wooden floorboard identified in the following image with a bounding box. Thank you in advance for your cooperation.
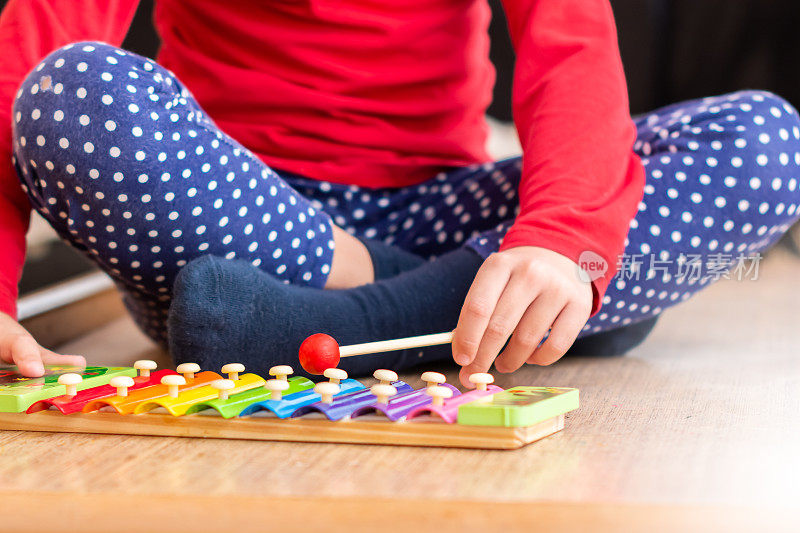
[1,492,798,533]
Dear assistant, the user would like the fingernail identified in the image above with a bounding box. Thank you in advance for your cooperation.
[454,354,469,366]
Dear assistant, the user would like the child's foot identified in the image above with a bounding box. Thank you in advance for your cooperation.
[168,248,483,377]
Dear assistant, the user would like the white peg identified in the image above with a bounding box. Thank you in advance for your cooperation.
[373,369,398,386]
[176,362,200,380]
[265,379,290,401]
[133,360,157,378]
[161,374,186,398]
[110,376,135,397]
[58,373,82,397]
[269,365,294,382]
[221,363,245,381]
[212,379,236,400]
[314,382,339,404]
[468,372,494,392]
[323,368,348,385]
[371,384,397,405]
[427,385,453,407]
[420,371,446,389]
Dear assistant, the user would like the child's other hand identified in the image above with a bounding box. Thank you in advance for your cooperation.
[0,312,86,377]
[452,246,593,387]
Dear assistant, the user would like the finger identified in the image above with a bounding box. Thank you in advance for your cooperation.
[495,294,564,373]
[0,338,12,364]
[470,275,540,375]
[41,350,87,368]
[451,256,510,366]
[459,298,531,387]
[459,361,494,389]
[7,335,45,377]
[527,300,589,366]
[458,339,498,387]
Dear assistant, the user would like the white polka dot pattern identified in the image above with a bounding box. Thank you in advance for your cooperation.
[11,42,334,342]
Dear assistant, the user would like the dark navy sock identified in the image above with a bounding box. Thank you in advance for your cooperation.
[167,248,484,377]
[568,316,659,357]
[358,237,426,280]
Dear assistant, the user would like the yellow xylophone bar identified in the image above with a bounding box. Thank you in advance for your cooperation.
[83,371,221,414]
[133,374,265,416]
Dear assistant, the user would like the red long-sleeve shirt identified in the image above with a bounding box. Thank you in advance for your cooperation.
[0,0,643,319]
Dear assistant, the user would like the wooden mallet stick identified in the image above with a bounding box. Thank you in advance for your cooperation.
[340,332,454,357]
[299,331,454,374]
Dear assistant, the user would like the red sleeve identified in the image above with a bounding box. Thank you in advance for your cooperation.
[497,0,645,314]
[0,0,139,319]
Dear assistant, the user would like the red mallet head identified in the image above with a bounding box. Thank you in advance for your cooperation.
[299,333,340,374]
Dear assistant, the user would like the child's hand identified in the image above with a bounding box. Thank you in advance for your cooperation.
[0,312,86,377]
[452,246,593,386]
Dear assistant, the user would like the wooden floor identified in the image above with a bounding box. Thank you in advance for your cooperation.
[2,249,799,532]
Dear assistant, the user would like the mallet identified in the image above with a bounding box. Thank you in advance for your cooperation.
[298,331,454,374]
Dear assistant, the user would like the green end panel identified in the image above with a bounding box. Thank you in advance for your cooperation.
[457,386,579,427]
[0,365,137,413]
[185,376,315,418]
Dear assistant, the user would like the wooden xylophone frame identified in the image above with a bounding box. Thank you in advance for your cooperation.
[0,410,565,450]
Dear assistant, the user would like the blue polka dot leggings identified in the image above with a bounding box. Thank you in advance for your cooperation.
[11,42,800,344]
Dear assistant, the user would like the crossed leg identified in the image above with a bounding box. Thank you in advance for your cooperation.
[290,90,800,338]
[12,41,375,343]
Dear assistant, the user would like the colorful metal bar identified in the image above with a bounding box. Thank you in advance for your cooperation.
[405,385,503,423]
[183,377,315,418]
[83,371,221,414]
[26,369,176,414]
[133,374,265,416]
[238,378,364,418]
[349,384,461,421]
[291,381,413,421]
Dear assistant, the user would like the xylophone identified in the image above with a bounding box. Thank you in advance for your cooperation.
[0,361,579,450]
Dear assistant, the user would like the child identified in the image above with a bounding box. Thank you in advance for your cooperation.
[2,0,799,385]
